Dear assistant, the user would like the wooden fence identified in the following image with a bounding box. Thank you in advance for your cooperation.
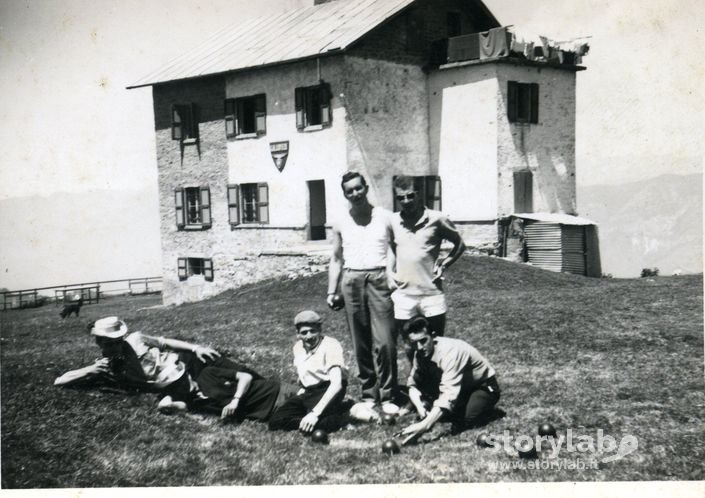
[1,276,162,311]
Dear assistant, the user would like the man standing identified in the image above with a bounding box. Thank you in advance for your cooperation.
[327,171,399,415]
[390,175,466,338]
[400,316,501,440]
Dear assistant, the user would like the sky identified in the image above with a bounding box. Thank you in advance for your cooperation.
[0,0,703,201]
[0,0,703,289]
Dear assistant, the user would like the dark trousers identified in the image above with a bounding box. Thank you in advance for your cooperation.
[417,375,500,428]
[341,268,397,403]
[164,353,240,405]
[268,381,347,432]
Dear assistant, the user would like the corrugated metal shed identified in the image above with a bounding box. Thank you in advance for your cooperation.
[128,0,416,89]
[501,213,602,277]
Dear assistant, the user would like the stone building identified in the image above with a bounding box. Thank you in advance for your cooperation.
[129,0,589,305]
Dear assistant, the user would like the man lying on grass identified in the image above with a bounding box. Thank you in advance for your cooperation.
[399,316,501,442]
[54,316,296,423]
[268,310,349,434]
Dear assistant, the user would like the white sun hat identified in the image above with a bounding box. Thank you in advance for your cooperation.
[91,316,128,339]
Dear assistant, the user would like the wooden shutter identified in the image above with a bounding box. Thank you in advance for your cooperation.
[425,176,442,210]
[174,188,184,229]
[320,83,332,127]
[507,81,518,122]
[199,186,211,228]
[530,83,539,124]
[177,258,188,281]
[513,170,533,213]
[224,99,236,137]
[392,175,401,212]
[295,87,305,129]
[227,184,240,226]
[171,105,183,140]
[188,103,198,139]
[203,258,214,282]
[255,94,266,135]
[257,183,269,223]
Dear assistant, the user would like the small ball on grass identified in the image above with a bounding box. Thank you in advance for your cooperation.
[516,438,538,459]
[538,422,557,437]
[381,439,400,455]
[381,413,396,425]
[476,432,492,448]
[311,429,329,444]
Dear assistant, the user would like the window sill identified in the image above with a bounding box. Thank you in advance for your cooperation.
[233,132,262,140]
[302,124,324,132]
[180,225,211,231]
[181,138,199,145]
[231,224,304,230]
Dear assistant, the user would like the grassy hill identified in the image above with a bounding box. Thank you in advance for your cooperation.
[1,255,703,487]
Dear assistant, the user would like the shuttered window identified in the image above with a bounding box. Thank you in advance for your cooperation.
[171,103,198,141]
[225,94,266,138]
[174,186,212,230]
[295,83,332,130]
[230,183,269,224]
[507,81,539,124]
[177,257,214,282]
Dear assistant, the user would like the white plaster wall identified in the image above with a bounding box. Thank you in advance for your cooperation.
[495,64,577,216]
[428,65,499,221]
[225,58,350,228]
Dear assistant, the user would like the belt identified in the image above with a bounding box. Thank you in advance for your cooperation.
[344,267,385,272]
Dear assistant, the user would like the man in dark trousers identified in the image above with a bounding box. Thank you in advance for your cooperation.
[400,316,501,440]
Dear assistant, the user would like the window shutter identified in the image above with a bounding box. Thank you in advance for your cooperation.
[177,258,188,281]
[257,183,269,224]
[320,83,332,127]
[174,188,185,229]
[507,81,518,122]
[189,103,198,139]
[392,175,401,212]
[172,106,183,140]
[530,83,539,124]
[199,186,211,228]
[203,258,214,282]
[255,94,266,135]
[227,184,240,226]
[295,87,305,129]
[426,176,442,211]
[224,99,236,137]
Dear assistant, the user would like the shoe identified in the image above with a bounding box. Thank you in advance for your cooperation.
[381,401,401,415]
[157,395,187,414]
[349,401,380,422]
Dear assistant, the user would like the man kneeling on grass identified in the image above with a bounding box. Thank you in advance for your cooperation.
[268,310,349,434]
[54,316,295,423]
[399,316,501,442]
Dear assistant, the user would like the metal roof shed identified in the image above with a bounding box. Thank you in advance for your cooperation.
[500,213,602,277]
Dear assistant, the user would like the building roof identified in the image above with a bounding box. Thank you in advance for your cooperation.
[511,213,597,226]
[128,0,500,89]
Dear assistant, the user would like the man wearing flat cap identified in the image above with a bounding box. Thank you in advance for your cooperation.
[268,310,349,433]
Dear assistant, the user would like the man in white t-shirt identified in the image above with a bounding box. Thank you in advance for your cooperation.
[327,171,399,415]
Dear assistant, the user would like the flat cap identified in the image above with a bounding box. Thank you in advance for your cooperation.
[294,310,322,327]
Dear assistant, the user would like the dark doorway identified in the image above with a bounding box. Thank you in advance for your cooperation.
[308,180,327,240]
[513,170,533,213]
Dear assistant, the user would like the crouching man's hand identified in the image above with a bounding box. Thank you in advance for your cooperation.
[299,412,319,433]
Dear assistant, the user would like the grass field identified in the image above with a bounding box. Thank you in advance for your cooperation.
[1,255,703,488]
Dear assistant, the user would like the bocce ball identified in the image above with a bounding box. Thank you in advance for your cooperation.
[311,429,329,444]
[329,294,345,311]
[476,432,492,448]
[538,422,557,438]
[516,438,538,459]
[381,439,400,455]
[381,413,396,425]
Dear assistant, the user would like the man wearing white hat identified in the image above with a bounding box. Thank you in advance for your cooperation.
[54,316,293,421]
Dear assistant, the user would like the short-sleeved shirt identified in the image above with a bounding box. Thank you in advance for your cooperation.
[390,209,461,295]
[293,336,348,388]
[407,337,495,412]
[335,206,391,270]
[117,332,186,389]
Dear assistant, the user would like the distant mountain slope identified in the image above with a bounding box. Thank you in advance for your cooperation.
[0,189,161,290]
[578,173,702,277]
